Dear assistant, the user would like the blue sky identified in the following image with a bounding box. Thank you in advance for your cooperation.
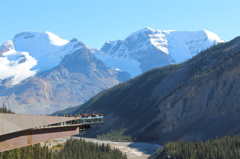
[1,0,239,48]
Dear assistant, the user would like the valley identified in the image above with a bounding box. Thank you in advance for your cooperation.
[1,0,239,158]
[1,27,240,158]
[54,137,161,159]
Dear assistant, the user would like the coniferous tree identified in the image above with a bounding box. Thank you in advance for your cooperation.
[152,135,240,159]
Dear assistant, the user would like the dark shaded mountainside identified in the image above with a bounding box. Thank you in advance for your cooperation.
[69,36,240,144]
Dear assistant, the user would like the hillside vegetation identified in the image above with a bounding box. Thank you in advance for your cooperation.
[0,138,126,159]
[0,104,14,113]
[0,144,53,159]
[56,138,127,159]
[73,36,240,143]
[149,135,240,159]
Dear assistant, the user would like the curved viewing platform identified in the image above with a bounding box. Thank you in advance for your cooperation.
[0,113,104,152]
[34,114,104,130]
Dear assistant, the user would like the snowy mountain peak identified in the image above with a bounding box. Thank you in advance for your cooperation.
[95,28,225,78]
[0,28,224,85]
[45,31,69,46]
[0,28,227,115]
[0,40,14,54]
[128,27,158,38]
[140,27,158,33]
[13,31,69,51]
[14,31,68,44]
[0,31,83,85]
[202,29,224,44]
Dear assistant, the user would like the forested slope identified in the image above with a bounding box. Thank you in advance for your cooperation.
[75,36,240,143]
[148,135,240,159]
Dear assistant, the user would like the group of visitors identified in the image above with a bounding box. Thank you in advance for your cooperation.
[81,113,104,118]
[60,113,103,118]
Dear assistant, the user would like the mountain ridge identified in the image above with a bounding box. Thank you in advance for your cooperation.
[74,36,240,143]
[0,28,225,115]
[95,27,224,78]
[0,31,83,85]
[0,46,120,114]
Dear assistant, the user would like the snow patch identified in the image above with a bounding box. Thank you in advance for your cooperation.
[0,50,37,85]
[96,27,224,77]
[95,50,142,78]
[203,30,224,44]
[0,31,82,85]
[46,31,68,46]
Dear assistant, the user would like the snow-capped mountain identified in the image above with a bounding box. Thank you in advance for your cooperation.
[0,31,120,114]
[0,28,224,115]
[95,27,224,77]
[0,31,82,85]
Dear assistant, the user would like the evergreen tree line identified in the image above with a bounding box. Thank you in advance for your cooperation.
[0,138,127,159]
[0,104,14,113]
[56,138,127,159]
[0,144,53,159]
[153,135,240,159]
[96,126,134,142]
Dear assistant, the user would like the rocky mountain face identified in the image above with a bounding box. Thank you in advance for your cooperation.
[95,27,224,78]
[75,36,240,143]
[0,32,120,114]
[0,28,224,115]
[0,47,120,114]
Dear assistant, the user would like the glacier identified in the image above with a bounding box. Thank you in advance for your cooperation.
[0,28,226,115]
[0,28,224,85]
[95,27,224,78]
[0,31,82,85]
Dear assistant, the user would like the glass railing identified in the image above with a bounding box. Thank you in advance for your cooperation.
[35,116,104,129]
